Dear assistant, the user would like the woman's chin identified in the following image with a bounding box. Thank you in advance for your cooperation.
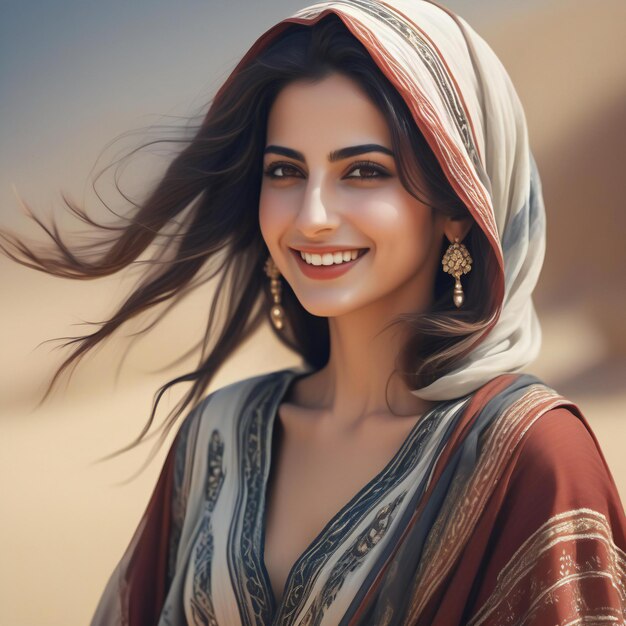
[292,297,366,320]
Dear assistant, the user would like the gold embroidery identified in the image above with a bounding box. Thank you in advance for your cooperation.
[468,509,626,626]
[562,616,623,625]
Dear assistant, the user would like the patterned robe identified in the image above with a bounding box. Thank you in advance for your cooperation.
[91,368,626,625]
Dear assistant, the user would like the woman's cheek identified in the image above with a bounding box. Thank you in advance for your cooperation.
[259,191,285,249]
[366,198,437,271]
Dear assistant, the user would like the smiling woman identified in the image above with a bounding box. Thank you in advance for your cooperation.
[260,73,472,323]
[3,1,626,625]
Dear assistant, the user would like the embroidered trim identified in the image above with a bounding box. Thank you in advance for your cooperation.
[234,380,282,626]
[301,493,407,625]
[187,429,225,626]
[406,384,567,619]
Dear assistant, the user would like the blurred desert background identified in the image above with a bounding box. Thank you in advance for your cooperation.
[1,0,624,623]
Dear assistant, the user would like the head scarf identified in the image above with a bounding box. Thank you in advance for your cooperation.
[219,0,545,400]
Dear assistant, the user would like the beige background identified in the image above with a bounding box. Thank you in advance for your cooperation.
[1,1,625,624]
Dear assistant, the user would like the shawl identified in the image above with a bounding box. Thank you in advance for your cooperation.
[90,2,626,624]
[91,368,626,625]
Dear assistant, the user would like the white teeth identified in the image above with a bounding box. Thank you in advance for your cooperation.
[298,249,364,266]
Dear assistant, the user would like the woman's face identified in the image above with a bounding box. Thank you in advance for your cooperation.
[259,72,446,319]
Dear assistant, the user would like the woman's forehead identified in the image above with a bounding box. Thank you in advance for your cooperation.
[265,73,392,150]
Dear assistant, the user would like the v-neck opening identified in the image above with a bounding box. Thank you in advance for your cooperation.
[257,367,442,623]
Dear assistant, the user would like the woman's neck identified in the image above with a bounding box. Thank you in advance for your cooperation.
[291,306,435,429]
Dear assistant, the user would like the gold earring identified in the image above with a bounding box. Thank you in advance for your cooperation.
[441,237,473,308]
[264,256,286,330]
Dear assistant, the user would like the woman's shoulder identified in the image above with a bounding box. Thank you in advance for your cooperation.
[502,403,626,537]
[481,375,609,478]
[176,366,299,436]
[516,406,598,465]
[474,374,624,521]
[166,367,301,520]
[464,400,626,623]
[513,405,615,495]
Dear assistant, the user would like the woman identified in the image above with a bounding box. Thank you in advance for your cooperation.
[6,1,625,624]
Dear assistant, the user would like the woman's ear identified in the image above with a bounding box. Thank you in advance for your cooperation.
[443,216,474,244]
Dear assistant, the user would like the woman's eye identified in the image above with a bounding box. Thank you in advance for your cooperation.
[345,162,390,180]
[263,163,302,179]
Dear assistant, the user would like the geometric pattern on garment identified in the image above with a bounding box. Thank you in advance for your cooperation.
[252,384,465,625]
[188,430,225,626]
[179,369,468,626]
[300,492,407,625]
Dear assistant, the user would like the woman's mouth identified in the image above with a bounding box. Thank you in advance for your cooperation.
[290,247,369,280]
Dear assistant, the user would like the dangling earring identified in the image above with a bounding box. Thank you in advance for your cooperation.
[441,237,473,308]
[264,256,286,330]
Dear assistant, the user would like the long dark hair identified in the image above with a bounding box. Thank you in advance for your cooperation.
[1,15,499,458]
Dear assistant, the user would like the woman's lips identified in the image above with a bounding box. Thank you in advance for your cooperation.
[290,248,369,280]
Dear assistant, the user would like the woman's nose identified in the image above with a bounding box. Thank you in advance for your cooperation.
[293,176,340,238]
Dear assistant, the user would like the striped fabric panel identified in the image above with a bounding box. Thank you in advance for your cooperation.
[405,385,572,621]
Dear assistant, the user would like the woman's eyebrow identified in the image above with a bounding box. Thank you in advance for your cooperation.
[264,145,305,162]
[263,143,394,163]
[329,144,394,161]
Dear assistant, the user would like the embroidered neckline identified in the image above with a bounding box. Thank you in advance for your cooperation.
[249,368,447,625]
